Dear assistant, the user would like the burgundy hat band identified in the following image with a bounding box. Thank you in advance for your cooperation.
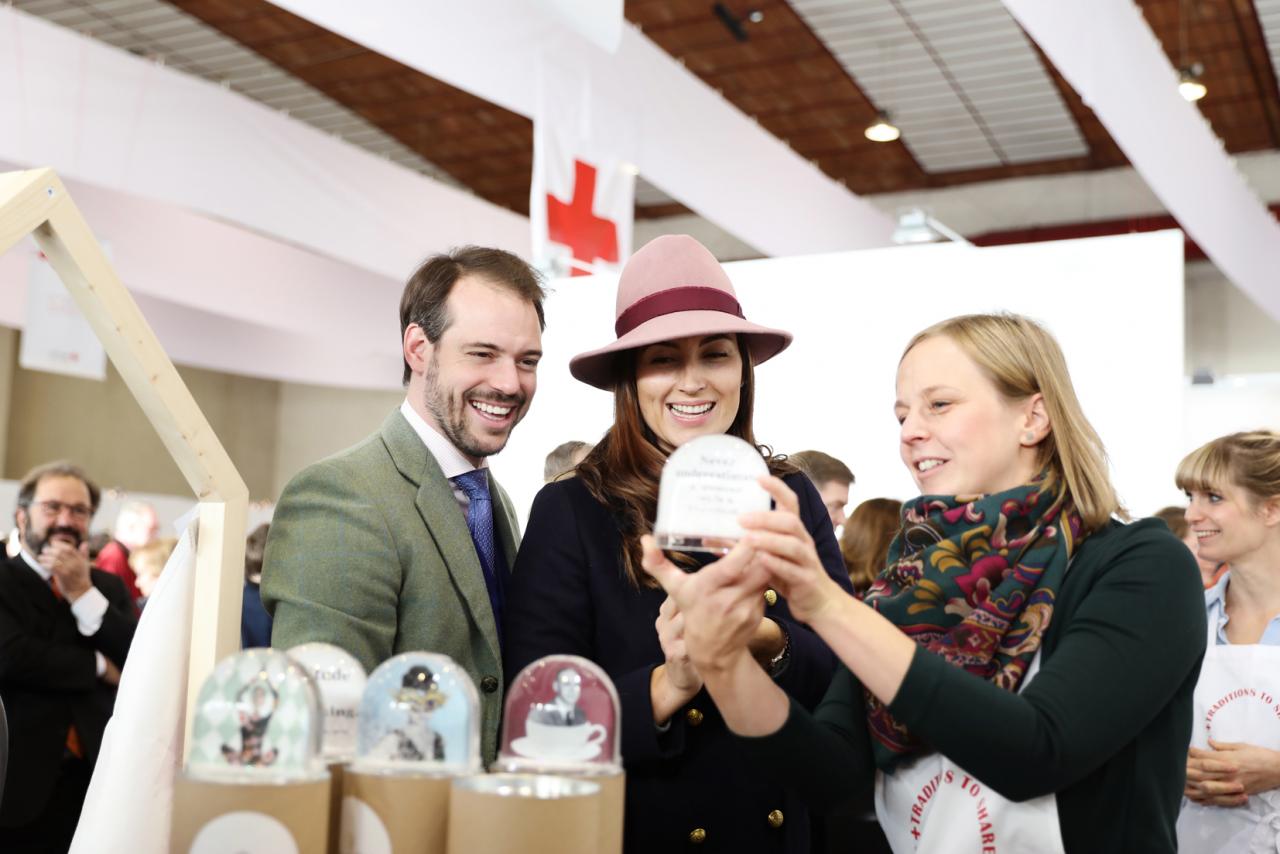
[614,286,744,338]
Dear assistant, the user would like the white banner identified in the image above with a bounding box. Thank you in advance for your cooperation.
[534,0,623,53]
[530,61,635,277]
[19,249,107,380]
[71,512,200,854]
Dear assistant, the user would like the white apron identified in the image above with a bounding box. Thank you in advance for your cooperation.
[1176,617,1280,854]
[875,648,1066,854]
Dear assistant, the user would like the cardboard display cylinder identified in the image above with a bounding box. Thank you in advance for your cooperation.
[570,769,624,854]
[340,767,452,854]
[171,773,331,854]
[327,762,347,854]
[446,774,600,854]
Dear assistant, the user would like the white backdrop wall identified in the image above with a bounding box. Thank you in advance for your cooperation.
[494,230,1187,524]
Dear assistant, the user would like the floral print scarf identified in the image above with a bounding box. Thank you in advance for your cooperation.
[862,470,1083,769]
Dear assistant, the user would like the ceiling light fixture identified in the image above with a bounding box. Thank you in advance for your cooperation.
[1178,64,1207,102]
[864,111,900,143]
[1176,0,1206,102]
[891,208,971,246]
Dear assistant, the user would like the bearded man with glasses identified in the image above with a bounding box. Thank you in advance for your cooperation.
[0,461,137,853]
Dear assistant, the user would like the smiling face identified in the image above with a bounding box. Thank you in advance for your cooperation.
[408,275,543,465]
[895,335,1045,496]
[17,474,93,556]
[1184,480,1276,566]
[635,334,743,450]
[553,669,582,706]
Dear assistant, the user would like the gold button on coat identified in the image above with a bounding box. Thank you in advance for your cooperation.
[764,588,778,606]
[686,707,704,726]
[689,827,707,844]
[767,809,784,828]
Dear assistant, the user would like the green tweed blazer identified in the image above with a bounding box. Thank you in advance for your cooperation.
[261,409,520,763]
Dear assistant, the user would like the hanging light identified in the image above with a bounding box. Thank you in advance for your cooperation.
[891,208,972,246]
[864,111,900,143]
[1178,63,1207,102]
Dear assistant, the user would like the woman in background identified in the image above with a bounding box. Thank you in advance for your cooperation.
[1176,431,1280,853]
[129,536,176,610]
[839,498,902,595]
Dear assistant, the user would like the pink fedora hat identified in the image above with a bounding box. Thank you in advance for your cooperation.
[569,235,792,390]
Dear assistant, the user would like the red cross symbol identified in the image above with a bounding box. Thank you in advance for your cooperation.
[547,159,619,277]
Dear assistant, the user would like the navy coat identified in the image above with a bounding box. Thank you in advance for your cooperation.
[504,472,853,853]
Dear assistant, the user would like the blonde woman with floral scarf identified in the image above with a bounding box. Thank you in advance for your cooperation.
[645,314,1206,853]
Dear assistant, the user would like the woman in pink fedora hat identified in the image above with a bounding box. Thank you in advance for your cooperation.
[503,234,854,853]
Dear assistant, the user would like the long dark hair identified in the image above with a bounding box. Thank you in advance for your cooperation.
[576,334,795,587]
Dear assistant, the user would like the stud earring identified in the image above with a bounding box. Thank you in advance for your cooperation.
[1024,432,1036,442]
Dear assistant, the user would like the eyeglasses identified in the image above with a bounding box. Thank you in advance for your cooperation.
[30,499,93,521]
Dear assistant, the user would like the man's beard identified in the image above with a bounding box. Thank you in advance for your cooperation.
[423,356,525,460]
[25,521,83,555]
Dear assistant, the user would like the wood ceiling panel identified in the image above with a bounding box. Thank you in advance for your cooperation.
[211,10,316,43]
[166,0,536,215]
[157,0,1280,224]
[252,32,365,67]
[636,0,1280,205]
[1137,0,1280,151]
[322,76,449,107]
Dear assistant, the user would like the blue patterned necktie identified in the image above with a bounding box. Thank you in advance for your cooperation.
[451,468,504,641]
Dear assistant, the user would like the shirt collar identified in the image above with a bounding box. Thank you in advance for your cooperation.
[18,546,51,582]
[400,399,486,481]
[1206,569,1232,644]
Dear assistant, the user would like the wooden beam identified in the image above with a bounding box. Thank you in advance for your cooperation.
[0,168,248,759]
[0,169,60,258]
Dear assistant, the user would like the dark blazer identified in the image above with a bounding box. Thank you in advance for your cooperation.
[240,581,273,649]
[0,553,137,826]
[505,472,853,853]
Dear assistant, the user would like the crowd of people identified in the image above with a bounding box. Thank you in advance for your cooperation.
[1,233,1277,853]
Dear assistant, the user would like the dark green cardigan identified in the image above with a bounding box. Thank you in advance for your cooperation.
[742,518,1207,853]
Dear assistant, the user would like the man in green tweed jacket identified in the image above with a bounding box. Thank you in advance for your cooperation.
[262,246,545,763]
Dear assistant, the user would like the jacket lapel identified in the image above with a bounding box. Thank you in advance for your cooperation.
[488,473,520,574]
[381,410,501,660]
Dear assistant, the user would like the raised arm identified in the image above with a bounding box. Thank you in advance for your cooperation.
[735,487,1208,802]
[767,473,856,708]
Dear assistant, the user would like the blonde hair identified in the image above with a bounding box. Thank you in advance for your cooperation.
[840,498,902,594]
[1176,430,1280,505]
[903,313,1125,532]
[129,536,177,579]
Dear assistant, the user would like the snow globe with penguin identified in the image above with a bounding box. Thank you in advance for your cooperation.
[340,651,480,854]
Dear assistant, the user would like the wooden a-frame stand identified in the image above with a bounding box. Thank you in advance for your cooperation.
[0,167,248,758]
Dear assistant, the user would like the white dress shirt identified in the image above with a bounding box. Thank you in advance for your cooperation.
[400,398,487,513]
